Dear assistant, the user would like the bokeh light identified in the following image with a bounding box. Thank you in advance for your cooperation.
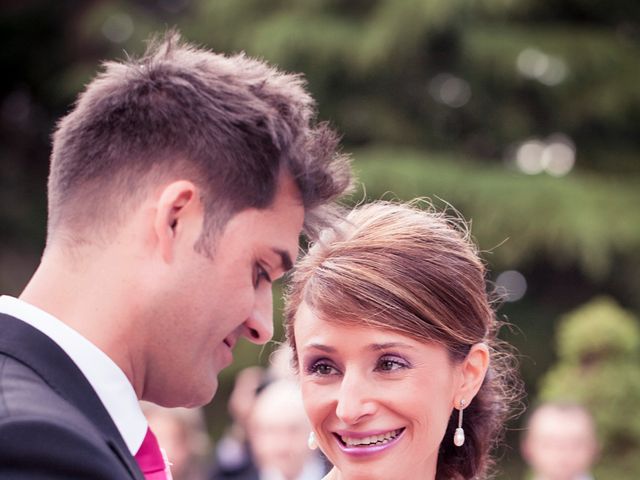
[428,73,472,108]
[514,134,576,176]
[517,47,568,86]
[496,270,528,302]
[102,13,134,44]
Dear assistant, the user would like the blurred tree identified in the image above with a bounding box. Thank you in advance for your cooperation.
[352,147,640,281]
[3,0,638,297]
[183,0,640,173]
[538,296,640,478]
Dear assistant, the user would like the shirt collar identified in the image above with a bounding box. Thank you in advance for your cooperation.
[0,295,147,454]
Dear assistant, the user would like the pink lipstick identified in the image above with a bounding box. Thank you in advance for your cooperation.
[333,428,405,457]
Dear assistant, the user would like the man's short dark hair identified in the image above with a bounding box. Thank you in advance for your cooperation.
[48,30,351,249]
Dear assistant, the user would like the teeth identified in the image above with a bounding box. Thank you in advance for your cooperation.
[341,429,402,447]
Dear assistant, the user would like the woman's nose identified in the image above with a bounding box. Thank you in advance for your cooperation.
[335,370,377,425]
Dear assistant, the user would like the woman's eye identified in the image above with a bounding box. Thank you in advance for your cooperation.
[309,362,338,376]
[376,357,408,372]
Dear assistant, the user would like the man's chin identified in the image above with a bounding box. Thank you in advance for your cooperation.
[189,378,219,407]
[153,378,219,408]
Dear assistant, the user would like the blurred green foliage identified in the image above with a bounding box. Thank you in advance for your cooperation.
[352,147,640,279]
[539,297,640,478]
[182,0,640,172]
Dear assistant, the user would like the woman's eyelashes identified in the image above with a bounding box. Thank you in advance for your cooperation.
[375,355,411,372]
[306,358,339,376]
[304,354,411,376]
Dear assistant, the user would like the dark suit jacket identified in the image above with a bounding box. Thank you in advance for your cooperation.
[0,313,145,479]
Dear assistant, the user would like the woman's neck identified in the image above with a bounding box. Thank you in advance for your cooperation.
[322,468,338,480]
[324,466,436,480]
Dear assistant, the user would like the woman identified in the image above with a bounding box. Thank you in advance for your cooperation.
[284,201,521,480]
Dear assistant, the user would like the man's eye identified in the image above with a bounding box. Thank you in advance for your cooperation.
[254,264,272,287]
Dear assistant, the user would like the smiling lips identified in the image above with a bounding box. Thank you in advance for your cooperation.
[333,428,405,456]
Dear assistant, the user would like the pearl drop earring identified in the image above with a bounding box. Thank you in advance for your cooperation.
[454,399,466,447]
[308,431,318,450]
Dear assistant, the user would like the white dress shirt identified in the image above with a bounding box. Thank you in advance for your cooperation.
[0,295,147,454]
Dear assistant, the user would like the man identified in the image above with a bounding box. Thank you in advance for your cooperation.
[0,31,351,479]
[521,402,599,480]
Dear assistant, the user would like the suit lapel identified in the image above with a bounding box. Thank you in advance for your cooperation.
[0,313,145,480]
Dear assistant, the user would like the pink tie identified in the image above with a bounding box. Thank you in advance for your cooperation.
[134,428,173,480]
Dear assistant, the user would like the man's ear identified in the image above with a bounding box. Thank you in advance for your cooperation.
[455,343,490,406]
[154,180,201,263]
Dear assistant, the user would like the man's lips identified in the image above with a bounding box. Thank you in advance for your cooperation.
[219,336,237,368]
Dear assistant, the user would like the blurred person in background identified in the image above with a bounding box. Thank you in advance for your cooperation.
[211,345,302,479]
[142,402,212,480]
[212,366,266,479]
[521,402,599,480]
[267,344,297,381]
[246,379,328,480]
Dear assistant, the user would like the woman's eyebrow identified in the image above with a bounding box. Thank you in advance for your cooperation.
[368,342,416,351]
[305,343,336,353]
[304,342,416,353]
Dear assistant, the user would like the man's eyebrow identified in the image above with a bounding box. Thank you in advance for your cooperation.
[273,248,294,272]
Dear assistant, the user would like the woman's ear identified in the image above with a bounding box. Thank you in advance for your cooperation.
[153,180,201,263]
[455,343,490,405]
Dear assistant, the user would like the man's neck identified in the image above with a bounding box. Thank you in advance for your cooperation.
[20,248,140,395]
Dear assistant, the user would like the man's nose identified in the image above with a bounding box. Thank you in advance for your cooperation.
[242,287,274,344]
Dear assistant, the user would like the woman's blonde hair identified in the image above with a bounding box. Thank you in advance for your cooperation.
[284,200,522,480]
